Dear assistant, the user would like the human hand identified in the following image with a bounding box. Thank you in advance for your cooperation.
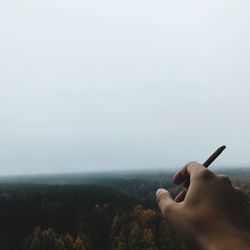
[156,162,250,250]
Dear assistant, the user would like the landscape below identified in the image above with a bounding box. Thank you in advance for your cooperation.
[0,168,249,250]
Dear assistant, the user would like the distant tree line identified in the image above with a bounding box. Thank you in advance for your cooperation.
[0,172,248,250]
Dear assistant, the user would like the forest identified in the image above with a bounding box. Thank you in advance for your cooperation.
[0,168,249,250]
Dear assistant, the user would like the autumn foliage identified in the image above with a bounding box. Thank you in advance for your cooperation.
[0,171,248,250]
[23,205,186,250]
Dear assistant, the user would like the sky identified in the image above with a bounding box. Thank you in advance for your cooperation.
[0,0,250,175]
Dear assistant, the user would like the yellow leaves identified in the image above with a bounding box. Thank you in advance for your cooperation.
[55,239,66,250]
[143,228,154,241]
[111,205,187,250]
[25,205,187,250]
[29,236,40,250]
[24,227,91,250]
[131,222,140,236]
[111,206,158,250]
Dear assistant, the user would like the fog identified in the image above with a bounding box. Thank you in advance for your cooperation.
[0,0,250,175]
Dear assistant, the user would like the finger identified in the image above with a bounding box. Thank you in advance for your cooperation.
[173,161,205,185]
[233,186,250,204]
[234,186,241,191]
[217,175,232,184]
[234,186,244,197]
[175,188,188,202]
[156,189,178,218]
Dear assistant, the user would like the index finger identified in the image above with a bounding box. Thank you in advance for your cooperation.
[172,161,206,185]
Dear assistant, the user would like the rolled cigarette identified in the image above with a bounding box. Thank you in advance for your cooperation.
[203,145,226,168]
[183,145,226,187]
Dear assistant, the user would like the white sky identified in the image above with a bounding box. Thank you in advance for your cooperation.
[0,0,250,175]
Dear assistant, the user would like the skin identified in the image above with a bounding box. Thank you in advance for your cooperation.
[156,161,250,250]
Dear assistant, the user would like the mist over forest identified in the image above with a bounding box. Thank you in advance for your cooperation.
[0,168,249,250]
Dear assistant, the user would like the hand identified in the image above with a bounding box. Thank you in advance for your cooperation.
[156,161,250,250]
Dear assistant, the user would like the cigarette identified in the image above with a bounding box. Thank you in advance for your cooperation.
[202,145,226,168]
[183,145,226,187]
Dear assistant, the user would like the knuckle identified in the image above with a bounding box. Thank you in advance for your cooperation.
[156,191,176,217]
[234,186,244,195]
[156,191,168,204]
[162,202,175,215]
[195,169,213,180]
[217,175,231,185]
[186,161,199,167]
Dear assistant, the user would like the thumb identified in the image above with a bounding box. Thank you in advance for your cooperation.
[156,189,177,218]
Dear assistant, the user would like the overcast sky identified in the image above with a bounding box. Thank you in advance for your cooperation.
[0,0,250,175]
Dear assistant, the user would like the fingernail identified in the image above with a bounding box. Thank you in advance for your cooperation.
[156,189,165,196]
